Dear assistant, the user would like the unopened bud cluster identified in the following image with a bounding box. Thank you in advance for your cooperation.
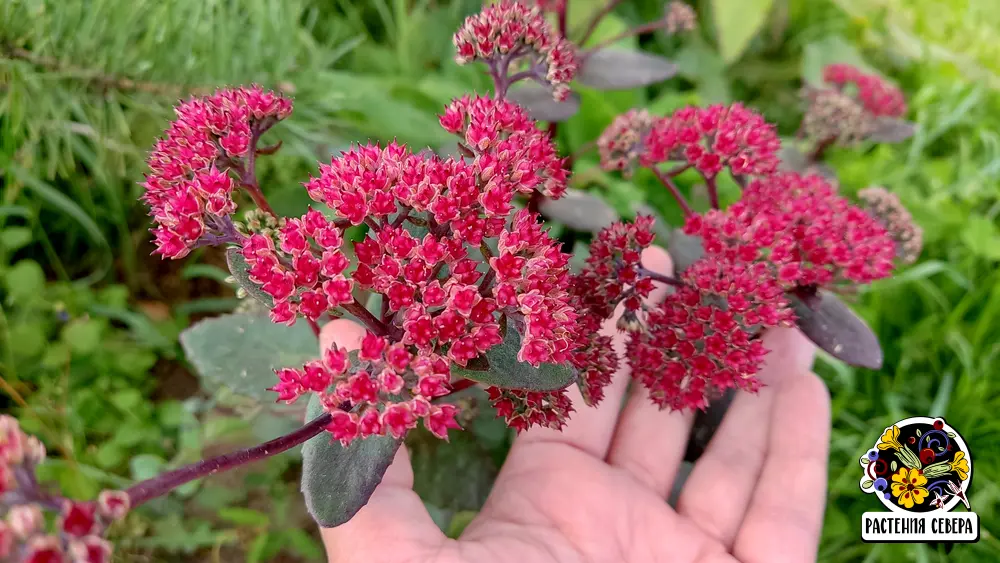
[801,87,872,145]
[597,109,654,177]
[858,186,923,264]
[1,416,130,563]
[664,1,698,34]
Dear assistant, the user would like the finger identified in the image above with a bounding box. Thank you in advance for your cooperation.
[676,327,816,547]
[732,371,831,563]
[513,246,675,459]
[606,250,697,497]
[317,319,447,560]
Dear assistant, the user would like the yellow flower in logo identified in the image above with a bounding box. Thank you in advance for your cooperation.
[890,467,929,509]
[950,451,969,481]
[877,425,903,451]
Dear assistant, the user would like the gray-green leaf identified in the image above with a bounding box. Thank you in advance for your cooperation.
[790,290,883,370]
[507,85,581,122]
[227,247,273,307]
[667,228,704,274]
[179,313,317,401]
[866,118,916,144]
[539,189,619,233]
[300,396,402,527]
[452,320,576,391]
[577,49,678,90]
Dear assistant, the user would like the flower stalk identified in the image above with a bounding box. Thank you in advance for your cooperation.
[125,413,333,508]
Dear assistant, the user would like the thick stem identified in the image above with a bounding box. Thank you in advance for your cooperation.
[636,267,685,287]
[809,136,835,163]
[306,318,321,339]
[241,130,276,217]
[578,0,624,46]
[586,20,665,56]
[705,176,720,210]
[650,167,694,216]
[666,163,691,178]
[343,298,389,336]
[126,413,332,508]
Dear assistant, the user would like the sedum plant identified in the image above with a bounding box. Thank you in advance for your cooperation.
[0,1,923,560]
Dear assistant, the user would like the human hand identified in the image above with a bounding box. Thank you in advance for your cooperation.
[317,247,831,563]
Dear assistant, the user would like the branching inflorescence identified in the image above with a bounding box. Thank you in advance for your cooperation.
[2,0,925,549]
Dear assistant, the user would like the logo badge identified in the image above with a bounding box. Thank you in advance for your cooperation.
[860,417,979,542]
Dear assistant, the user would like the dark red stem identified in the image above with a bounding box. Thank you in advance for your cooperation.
[637,267,685,287]
[125,413,332,508]
[579,0,623,45]
[448,379,478,395]
[810,136,836,163]
[706,176,720,209]
[343,298,389,336]
[650,167,694,216]
[241,129,276,217]
[306,318,321,339]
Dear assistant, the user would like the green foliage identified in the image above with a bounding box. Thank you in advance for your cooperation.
[711,0,776,64]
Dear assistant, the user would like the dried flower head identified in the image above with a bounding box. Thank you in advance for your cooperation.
[597,109,655,177]
[643,103,781,178]
[630,258,793,411]
[801,87,873,145]
[858,186,923,264]
[453,0,578,100]
[822,63,907,118]
[142,85,292,258]
[664,1,698,34]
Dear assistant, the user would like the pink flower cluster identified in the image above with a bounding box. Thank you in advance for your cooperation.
[631,259,793,410]
[453,0,578,100]
[642,103,781,179]
[254,95,580,436]
[823,63,907,118]
[272,333,461,445]
[567,217,657,406]
[1,416,130,563]
[486,386,574,432]
[142,86,292,258]
[687,172,897,287]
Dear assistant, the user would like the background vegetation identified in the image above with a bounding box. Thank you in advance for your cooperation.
[1,0,998,560]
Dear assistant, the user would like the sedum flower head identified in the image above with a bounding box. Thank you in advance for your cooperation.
[630,258,793,411]
[687,172,897,288]
[453,0,578,100]
[822,63,907,118]
[262,96,580,438]
[664,1,698,34]
[142,85,293,259]
[642,103,781,179]
[801,87,872,145]
[0,416,128,563]
[597,109,655,177]
[858,186,923,265]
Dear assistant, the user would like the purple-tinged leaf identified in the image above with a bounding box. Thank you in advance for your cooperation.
[578,49,679,90]
[539,189,619,233]
[777,146,837,181]
[867,117,916,144]
[301,395,402,528]
[790,289,883,369]
[507,85,581,122]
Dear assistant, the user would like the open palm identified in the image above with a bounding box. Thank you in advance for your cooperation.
[319,248,831,563]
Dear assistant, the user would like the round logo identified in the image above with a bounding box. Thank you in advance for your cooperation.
[859,416,972,513]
